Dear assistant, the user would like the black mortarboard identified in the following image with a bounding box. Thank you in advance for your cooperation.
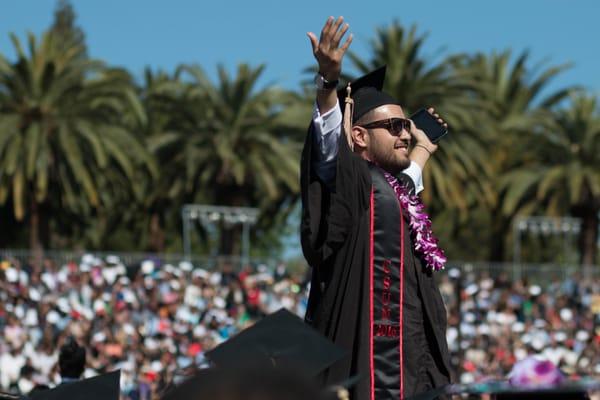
[161,367,328,400]
[405,380,599,400]
[337,66,399,124]
[29,370,121,400]
[205,308,346,376]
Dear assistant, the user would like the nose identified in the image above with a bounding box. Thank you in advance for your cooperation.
[400,127,411,142]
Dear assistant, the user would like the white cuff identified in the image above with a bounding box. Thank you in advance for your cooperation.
[312,101,342,162]
[403,161,424,195]
[313,100,342,135]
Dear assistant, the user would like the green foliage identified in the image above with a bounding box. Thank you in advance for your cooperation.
[49,0,87,56]
[0,8,598,265]
[448,50,576,261]
[167,64,305,254]
[170,63,302,208]
[0,31,155,250]
[501,94,600,264]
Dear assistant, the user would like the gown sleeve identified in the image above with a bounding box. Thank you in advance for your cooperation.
[300,122,371,268]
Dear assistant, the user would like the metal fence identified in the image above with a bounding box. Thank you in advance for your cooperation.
[1,248,598,284]
[0,248,279,271]
[445,260,599,285]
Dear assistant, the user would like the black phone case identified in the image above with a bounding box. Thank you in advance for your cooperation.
[410,109,448,143]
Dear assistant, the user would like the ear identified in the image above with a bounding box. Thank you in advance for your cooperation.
[351,125,369,150]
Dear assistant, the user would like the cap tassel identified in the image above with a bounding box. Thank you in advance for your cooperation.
[343,83,354,151]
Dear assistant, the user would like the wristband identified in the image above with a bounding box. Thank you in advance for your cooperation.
[414,144,432,155]
[314,73,339,90]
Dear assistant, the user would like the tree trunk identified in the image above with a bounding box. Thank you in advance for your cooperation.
[29,198,43,268]
[215,186,247,258]
[219,223,241,256]
[489,207,509,262]
[578,207,599,266]
[149,212,165,252]
[0,203,16,247]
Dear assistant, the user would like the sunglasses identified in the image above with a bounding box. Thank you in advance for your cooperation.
[359,117,411,136]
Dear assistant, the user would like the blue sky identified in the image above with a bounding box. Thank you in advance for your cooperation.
[1,0,599,95]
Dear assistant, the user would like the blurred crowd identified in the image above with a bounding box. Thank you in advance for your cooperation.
[0,254,306,398]
[440,269,600,383]
[0,254,599,399]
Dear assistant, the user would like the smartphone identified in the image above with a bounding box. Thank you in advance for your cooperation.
[409,108,448,143]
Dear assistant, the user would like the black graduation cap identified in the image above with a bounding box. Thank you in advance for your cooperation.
[205,308,346,377]
[405,380,599,400]
[161,367,328,400]
[29,370,121,400]
[337,65,399,124]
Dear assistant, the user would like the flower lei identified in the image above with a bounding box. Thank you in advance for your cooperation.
[382,170,447,271]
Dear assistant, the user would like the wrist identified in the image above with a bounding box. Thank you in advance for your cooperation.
[314,72,339,90]
[414,143,435,155]
[317,68,340,82]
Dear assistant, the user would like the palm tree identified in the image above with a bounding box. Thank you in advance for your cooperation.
[0,31,155,256]
[131,68,189,252]
[160,63,304,255]
[348,21,458,112]
[453,50,574,261]
[502,94,600,265]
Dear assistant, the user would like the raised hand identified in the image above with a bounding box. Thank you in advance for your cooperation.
[307,16,353,81]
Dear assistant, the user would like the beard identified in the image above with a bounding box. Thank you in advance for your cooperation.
[369,137,411,174]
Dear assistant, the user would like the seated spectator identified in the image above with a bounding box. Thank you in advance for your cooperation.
[58,338,86,384]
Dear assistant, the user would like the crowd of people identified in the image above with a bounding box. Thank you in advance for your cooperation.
[0,254,306,398]
[0,254,599,398]
[439,269,600,383]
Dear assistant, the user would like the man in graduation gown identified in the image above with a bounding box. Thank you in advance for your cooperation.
[301,17,452,400]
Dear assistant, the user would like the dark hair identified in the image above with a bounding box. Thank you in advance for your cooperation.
[29,384,50,394]
[58,337,86,379]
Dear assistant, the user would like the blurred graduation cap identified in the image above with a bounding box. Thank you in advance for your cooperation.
[405,380,599,400]
[206,308,346,376]
[336,66,400,150]
[29,370,120,400]
[162,367,328,400]
[162,361,362,400]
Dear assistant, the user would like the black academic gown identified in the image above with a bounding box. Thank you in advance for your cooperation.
[300,123,452,400]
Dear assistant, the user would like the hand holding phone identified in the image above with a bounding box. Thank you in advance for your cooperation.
[409,108,448,143]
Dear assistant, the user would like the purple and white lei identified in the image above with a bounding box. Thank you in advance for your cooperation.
[382,170,447,271]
